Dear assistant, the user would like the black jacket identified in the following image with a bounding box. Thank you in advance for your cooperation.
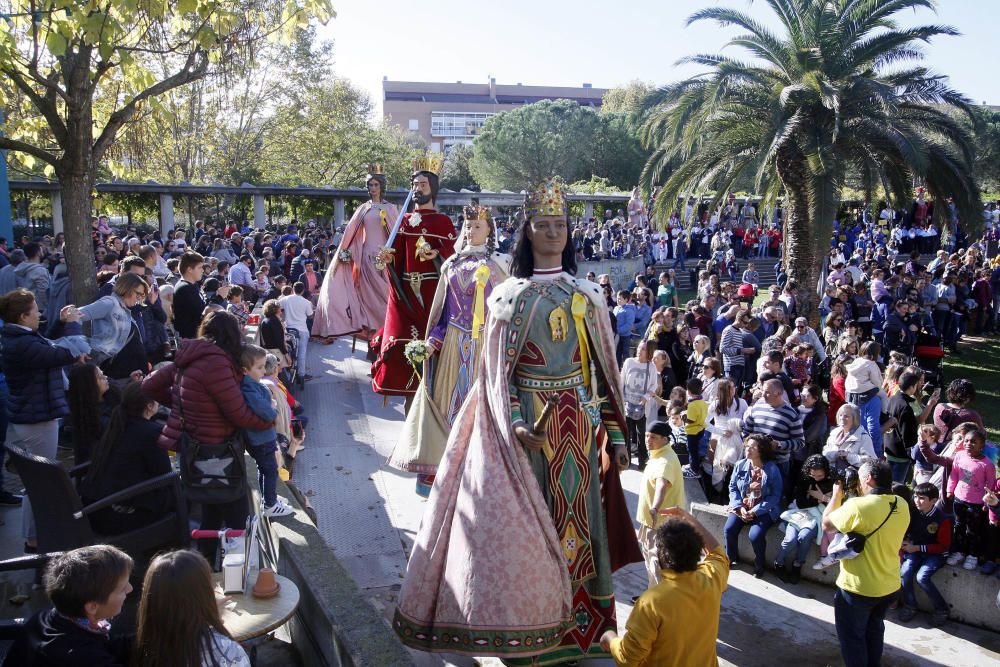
[1,608,131,667]
[883,392,918,460]
[259,316,287,354]
[172,279,205,339]
[1,322,81,424]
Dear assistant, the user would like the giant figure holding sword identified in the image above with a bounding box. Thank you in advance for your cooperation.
[370,155,456,399]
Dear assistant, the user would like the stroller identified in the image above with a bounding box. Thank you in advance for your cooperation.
[913,329,945,391]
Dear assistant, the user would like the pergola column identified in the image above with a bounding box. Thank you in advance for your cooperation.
[334,198,346,226]
[253,194,266,229]
[51,191,64,234]
[584,201,594,221]
[159,194,175,237]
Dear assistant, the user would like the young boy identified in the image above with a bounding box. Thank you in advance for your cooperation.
[635,421,686,589]
[226,285,249,327]
[3,545,133,667]
[910,424,943,485]
[682,378,707,479]
[241,344,293,517]
[899,483,952,626]
[613,290,637,366]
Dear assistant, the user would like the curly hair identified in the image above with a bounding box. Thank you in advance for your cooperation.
[655,518,704,573]
[945,378,975,406]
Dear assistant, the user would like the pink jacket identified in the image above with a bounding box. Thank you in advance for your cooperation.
[947,450,997,505]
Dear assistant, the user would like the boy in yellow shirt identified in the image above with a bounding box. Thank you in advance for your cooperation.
[635,421,686,588]
[682,377,708,479]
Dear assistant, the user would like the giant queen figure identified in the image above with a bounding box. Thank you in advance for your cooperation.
[370,155,456,398]
[393,178,641,665]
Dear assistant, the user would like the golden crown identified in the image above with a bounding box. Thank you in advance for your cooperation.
[412,154,444,176]
[366,163,384,176]
[463,205,492,222]
[525,177,568,217]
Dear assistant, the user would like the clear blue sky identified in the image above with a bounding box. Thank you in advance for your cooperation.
[319,0,999,116]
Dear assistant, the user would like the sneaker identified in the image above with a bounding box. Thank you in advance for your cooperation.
[0,491,23,506]
[812,555,836,570]
[979,560,998,576]
[930,610,949,627]
[681,465,700,479]
[946,552,965,566]
[962,555,978,570]
[263,500,294,517]
[897,606,916,622]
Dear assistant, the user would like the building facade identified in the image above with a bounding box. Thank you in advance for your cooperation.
[383,78,606,152]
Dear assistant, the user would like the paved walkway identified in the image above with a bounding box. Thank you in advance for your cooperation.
[260,337,1000,665]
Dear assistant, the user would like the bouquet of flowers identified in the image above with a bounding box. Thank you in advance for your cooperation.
[404,340,432,376]
[338,249,353,264]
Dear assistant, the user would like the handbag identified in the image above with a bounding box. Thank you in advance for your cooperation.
[829,497,898,561]
[174,369,248,505]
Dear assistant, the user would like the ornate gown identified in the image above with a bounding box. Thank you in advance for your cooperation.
[389,246,511,496]
[371,208,456,396]
[393,272,641,665]
[311,200,398,338]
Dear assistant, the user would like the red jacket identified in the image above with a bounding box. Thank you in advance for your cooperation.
[142,339,270,450]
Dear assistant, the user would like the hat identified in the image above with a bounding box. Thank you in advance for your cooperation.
[795,317,808,325]
[647,421,673,438]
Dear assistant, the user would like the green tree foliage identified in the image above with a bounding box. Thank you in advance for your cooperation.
[0,0,334,306]
[971,106,1000,193]
[440,144,479,191]
[639,0,981,318]
[601,80,655,116]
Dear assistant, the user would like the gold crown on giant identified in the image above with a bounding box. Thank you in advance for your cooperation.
[366,163,384,176]
[463,205,492,222]
[412,154,444,176]
[525,177,568,217]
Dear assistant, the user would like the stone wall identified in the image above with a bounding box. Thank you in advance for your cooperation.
[578,258,646,290]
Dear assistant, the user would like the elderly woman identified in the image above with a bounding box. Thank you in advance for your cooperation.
[725,433,783,578]
[822,403,876,476]
[0,288,84,551]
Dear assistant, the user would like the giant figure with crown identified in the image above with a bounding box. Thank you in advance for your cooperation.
[312,164,399,340]
[370,155,456,397]
[392,178,641,665]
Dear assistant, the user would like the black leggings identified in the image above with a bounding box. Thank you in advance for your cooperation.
[952,499,987,558]
[198,496,250,566]
[626,416,647,464]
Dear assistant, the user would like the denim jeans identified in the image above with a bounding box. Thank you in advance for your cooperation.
[626,416,647,464]
[857,394,883,458]
[247,440,279,507]
[900,552,947,612]
[724,512,775,571]
[686,430,704,470]
[833,587,895,667]
[889,460,911,485]
[776,522,818,566]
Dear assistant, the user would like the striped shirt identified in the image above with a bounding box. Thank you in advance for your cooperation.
[720,323,745,370]
[740,402,804,462]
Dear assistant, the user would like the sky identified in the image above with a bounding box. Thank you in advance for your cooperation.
[318,0,1000,118]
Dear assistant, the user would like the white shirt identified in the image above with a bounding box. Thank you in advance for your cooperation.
[279,294,313,332]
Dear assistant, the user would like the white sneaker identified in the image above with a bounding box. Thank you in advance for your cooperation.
[812,555,835,570]
[263,500,294,517]
[946,552,965,566]
[962,555,979,571]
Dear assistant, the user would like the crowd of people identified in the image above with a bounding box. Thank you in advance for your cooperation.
[2,176,999,667]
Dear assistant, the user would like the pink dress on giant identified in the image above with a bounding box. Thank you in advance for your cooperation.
[312,199,399,338]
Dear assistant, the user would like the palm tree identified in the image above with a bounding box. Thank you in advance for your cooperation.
[639,0,982,318]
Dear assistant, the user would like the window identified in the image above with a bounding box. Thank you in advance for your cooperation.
[430,111,494,139]
[431,142,441,153]
[408,119,420,131]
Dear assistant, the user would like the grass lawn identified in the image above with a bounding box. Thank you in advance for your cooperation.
[943,336,1000,443]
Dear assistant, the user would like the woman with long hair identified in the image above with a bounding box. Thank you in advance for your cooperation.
[142,310,269,560]
[698,357,722,404]
[134,550,250,667]
[80,382,171,535]
[66,363,117,464]
[725,433,783,577]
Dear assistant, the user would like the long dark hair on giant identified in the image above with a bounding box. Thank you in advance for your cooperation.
[85,382,156,486]
[67,364,118,465]
[197,310,244,368]
[510,212,578,279]
[134,549,233,667]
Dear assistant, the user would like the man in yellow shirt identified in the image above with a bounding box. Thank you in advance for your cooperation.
[600,507,728,667]
[822,460,908,667]
[635,421,686,588]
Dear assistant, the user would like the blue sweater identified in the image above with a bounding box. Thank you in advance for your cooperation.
[613,304,636,337]
[240,376,278,445]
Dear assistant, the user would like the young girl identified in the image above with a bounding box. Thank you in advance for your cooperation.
[911,424,944,486]
[135,550,251,667]
[775,455,833,583]
[944,428,996,571]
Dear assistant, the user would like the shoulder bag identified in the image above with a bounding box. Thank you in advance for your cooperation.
[829,497,898,561]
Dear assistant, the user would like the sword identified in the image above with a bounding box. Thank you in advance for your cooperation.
[384,189,415,249]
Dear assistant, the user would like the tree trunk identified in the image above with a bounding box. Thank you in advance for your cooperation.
[61,173,97,307]
[776,145,825,325]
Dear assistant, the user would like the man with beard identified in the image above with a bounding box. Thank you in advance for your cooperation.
[370,156,456,400]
